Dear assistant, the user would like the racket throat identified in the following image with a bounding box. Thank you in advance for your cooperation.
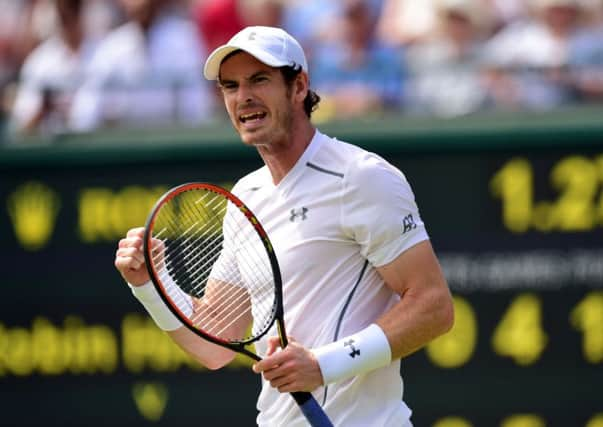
[237,346,261,362]
[276,318,288,348]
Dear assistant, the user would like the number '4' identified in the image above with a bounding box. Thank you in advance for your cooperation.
[491,293,548,365]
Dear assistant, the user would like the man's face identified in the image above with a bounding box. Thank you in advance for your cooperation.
[218,52,295,149]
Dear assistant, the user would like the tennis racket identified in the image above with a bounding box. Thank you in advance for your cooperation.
[143,182,333,427]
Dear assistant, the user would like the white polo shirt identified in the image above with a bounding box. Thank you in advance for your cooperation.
[230,130,428,427]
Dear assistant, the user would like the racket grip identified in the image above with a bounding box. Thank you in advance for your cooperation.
[291,392,333,427]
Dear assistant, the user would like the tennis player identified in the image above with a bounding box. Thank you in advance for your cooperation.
[115,26,454,427]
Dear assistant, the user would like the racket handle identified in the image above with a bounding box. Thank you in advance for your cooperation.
[291,392,333,427]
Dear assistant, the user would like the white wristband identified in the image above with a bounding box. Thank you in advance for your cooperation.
[128,278,193,331]
[312,324,392,385]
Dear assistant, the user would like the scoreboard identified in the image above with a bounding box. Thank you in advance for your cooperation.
[1,113,602,427]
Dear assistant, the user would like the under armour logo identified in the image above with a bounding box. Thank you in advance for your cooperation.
[248,31,256,41]
[344,339,360,358]
[402,214,417,234]
[290,207,308,222]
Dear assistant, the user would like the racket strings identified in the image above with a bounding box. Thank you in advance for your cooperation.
[207,205,276,337]
[200,196,276,328]
[164,191,222,268]
[149,189,277,343]
[191,197,276,340]
[154,192,244,309]
[153,191,225,289]
[157,268,195,313]
[153,208,254,338]
[153,208,253,327]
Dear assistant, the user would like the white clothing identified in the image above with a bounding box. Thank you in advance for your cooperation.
[379,0,439,44]
[482,20,571,68]
[68,14,213,131]
[10,34,98,134]
[406,40,487,117]
[217,130,429,426]
[481,20,576,109]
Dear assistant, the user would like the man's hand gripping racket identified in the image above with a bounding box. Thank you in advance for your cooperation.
[142,182,333,427]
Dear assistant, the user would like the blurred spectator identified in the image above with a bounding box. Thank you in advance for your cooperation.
[377,0,500,45]
[8,0,100,136]
[68,0,213,131]
[1,0,48,129]
[193,0,285,53]
[0,1,41,76]
[0,0,599,137]
[281,0,342,57]
[310,0,404,120]
[83,0,125,38]
[487,0,531,33]
[193,0,342,59]
[193,0,244,53]
[405,0,494,116]
[377,0,441,45]
[481,0,590,110]
[566,2,603,101]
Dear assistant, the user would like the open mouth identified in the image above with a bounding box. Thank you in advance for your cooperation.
[239,111,267,123]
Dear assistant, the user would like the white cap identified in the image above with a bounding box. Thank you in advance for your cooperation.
[203,26,308,80]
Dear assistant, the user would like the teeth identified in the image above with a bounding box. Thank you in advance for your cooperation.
[240,112,265,122]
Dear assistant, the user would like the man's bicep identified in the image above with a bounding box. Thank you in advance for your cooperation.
[374,240,454,359]
[376,240,447,295]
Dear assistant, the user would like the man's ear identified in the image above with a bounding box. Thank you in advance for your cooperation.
[294,72,309,103]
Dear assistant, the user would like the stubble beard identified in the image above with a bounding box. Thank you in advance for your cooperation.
[240,99,294,154]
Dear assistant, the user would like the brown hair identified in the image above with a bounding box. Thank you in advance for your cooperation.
[279,65,321,118]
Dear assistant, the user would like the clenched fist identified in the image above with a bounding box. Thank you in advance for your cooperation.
[114,227,149,286]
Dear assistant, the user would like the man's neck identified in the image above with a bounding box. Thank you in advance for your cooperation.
[259,122,316,185]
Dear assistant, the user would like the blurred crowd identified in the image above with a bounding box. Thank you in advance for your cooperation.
[1,0,602,140]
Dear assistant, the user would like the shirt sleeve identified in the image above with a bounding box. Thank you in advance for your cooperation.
[341,152,429,267]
